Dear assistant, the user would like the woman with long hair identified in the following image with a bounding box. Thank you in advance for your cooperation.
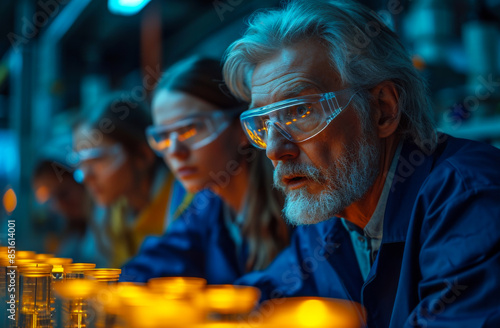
[121,57,289,283]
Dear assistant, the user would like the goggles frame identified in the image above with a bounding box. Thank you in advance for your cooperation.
[73,144,125,179]
[74,144,123,161]
[240,88,360,149]
[146,108,243,153]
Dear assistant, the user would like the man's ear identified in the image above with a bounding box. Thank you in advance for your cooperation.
[370,81,401,138]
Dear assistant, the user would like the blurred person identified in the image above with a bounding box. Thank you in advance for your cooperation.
[120,56,290,283]
[32,158,106,266]
[222,0,500,326]
[73,95,179,267]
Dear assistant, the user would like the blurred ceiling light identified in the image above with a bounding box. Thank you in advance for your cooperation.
[108,0,152,16]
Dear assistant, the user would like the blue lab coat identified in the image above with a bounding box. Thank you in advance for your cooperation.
[120,187,248,284]
[237,134,500,328]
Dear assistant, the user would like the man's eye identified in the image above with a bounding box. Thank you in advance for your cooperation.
[296,105,309,117]
[289,104,311,118]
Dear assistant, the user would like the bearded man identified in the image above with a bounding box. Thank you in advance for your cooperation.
[223,0,500,327]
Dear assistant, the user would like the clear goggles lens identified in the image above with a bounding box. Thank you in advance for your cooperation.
[74,144,123,161]
[240,89,359,149]
[146,110,238,153]
[73,144,125,178]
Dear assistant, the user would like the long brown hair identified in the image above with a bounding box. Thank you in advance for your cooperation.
[242,148,289,271]
[156,56,290,271]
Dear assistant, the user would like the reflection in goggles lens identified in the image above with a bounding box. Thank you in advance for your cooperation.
[146,110,239,152]
[73,144,125,179]
[240,89,358,149]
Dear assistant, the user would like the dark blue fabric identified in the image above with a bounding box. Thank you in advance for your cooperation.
[120,187,246,284]
[167,179,189,221]
[237,134,500,328]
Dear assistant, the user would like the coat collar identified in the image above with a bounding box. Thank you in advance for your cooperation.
[313,135,448,327]
[318,137,439,245]
[381,140,433,243]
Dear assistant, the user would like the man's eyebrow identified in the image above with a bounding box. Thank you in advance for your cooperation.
[250,83,320,109]
[281,84,318,99]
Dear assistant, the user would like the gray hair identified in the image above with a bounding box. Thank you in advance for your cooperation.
[223,0,437,151]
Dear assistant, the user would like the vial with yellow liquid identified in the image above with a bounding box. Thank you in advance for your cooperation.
[18,263,53,328]
[54,279,98,328]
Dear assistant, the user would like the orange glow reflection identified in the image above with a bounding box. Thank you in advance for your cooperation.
[35,185,50,204]
[3,188,17,213]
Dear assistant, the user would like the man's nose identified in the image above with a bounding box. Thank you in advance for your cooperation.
[265,123,299,163]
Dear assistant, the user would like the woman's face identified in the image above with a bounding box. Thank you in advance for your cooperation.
[73,127,135,206]
[152,89,245,193]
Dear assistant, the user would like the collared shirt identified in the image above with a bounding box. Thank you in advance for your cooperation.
[342,141,403,280]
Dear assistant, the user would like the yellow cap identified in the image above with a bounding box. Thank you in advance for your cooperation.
[16,250,36,259]
[14,258,38,267]
[1,251,36,266]
[103,283,152,315]
[0,247,9,266]
[84,268,122,282]
[148,276,206,297]
[35,253,54,260]
[53,279,98,299]
[122,295,203,328]
[260,297,366,328]
[43,258,73,273]
[204,285,260,315]
[63,263,96,273]
[18,263,53,277]
[193,324,238,328]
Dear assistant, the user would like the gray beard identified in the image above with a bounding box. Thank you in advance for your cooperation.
[273,136,380,226]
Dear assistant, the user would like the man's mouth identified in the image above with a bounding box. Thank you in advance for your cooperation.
[283,175,308,190]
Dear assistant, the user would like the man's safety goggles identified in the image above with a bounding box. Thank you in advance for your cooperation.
[240,89,359,149]
[146,110,241,153]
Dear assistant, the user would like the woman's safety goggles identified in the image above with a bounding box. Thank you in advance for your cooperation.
[73,144,125,179]
[240,89,359,149]
[146,110,240,153]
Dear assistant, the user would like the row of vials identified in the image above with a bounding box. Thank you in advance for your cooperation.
[0,248,365,328]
